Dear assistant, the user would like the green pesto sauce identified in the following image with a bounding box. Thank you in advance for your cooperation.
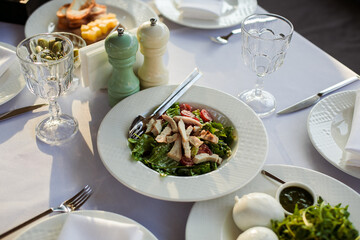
[279,186,314,213]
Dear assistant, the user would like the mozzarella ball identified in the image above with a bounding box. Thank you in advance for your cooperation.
[236,227,279,240]
[232,192,284,231]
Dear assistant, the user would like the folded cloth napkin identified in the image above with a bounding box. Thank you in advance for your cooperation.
[0,46,16,79]
[79,39,110,91]
[57,214,144,240]
[344,89,360,167]
[79,28,142,91]
[177,0,224,20]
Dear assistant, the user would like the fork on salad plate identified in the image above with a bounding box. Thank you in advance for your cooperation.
[128,67,203,139]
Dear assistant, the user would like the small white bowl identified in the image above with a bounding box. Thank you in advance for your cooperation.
[275,181,317,215]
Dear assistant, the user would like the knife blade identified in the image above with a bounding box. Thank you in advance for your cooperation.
[0,104,47,121]
[277,75,360,115]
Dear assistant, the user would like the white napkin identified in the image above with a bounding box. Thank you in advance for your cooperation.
[344,89,360,167]
[57,214,144,240]
[79,28,143,91]
[79,40,110,91]
[177,0,224,20]
[0,45,16,79]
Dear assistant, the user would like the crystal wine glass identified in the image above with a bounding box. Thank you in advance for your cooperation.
[16,33,78,145]
[55,32,86,94]
[238,13,294,118]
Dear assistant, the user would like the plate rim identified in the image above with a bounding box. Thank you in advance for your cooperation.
[97,84,268,202]
[307,90,360,179]
[0,42,26,106]
[154,0,258,29]
[185,163,360,240]
[15,210,158,240]
[25,0,158,38]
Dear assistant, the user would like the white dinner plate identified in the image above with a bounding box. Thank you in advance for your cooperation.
[15,210,157,240]
[0,43,25,106]
[97,85,268,202]
[307,90,360,179]
[154,0,257,29]
[25,0,157,37]
[186,164,360,240]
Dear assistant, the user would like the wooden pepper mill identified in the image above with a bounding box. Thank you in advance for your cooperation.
[105,28,140,107]
[137,18,170,89]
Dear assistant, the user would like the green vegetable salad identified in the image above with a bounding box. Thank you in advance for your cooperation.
[128,103,235,176]
[271,197,359,240]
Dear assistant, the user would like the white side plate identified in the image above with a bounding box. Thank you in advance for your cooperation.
[25,0,157,37]
[0,43,25,106]
[186,164,360,240]
[155,0,257,29]
[307,90,360,178]
[15,210,157,240]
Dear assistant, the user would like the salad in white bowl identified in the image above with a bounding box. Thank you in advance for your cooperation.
[128,102,235,176]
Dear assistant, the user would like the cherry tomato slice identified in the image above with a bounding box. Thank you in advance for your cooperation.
[198,144,213,155]
[200,109,212,122]
[180,156,194,166]
[181,110,195,118]
[180,103,192,112]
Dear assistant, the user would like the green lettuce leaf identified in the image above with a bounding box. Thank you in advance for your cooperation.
[271,197,359,240]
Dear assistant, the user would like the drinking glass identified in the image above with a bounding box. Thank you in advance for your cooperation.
[55,32,86,93]
[16,33,78,145]
[238,13,294,118]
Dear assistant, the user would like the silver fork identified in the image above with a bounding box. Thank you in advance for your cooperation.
[0,185,93,238]
[210,28,242,44]
[128,68,203,139]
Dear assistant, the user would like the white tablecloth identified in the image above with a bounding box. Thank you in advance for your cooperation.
[0,4,359,240]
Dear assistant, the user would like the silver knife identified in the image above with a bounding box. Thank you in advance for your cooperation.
[0,104,47,121]
[277,75,360,115]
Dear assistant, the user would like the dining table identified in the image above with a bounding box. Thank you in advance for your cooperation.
[0,1,360,240]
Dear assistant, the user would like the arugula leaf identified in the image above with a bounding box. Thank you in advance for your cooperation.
[144,143,178,176]
[128,134,156,161]
[166,102,180,118]
[175,162,218,176]
[202,122,235,144]
[271,197,359,240]
[207,140,232,158]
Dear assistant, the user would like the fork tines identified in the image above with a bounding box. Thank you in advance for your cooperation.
[65,185,93,210]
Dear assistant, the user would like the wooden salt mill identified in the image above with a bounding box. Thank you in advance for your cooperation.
[105,28,140,107]
[137,18,170,89]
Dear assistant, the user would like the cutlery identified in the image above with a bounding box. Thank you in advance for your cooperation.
[210,28,241,44]
[47,22,55,33]
[277,75,360,115]
[0,103,48,121]
[128,67,203,139]
[0,185,93,238]
[261,170,285,184]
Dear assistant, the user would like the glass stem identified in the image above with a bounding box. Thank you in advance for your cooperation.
[48,98,61,121]
[254,77,264,97]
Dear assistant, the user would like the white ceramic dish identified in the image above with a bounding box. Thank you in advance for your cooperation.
[275,181,317,215]
[0,43,25,106]
[154,0,257,29]
[15,210,157,240]
[97,85,268,202]
[186,164,360,240]
[307,90,360,179]
[25,0,157,37]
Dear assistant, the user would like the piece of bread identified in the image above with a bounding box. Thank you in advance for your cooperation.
[66,0,95,20]
[56,4,70,29]
[89,4,107,18]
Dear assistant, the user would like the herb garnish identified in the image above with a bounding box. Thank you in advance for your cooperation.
[271,197,359,240]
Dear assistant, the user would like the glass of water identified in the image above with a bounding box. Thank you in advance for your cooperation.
[238,13,294,118]
[16,33,78,145]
